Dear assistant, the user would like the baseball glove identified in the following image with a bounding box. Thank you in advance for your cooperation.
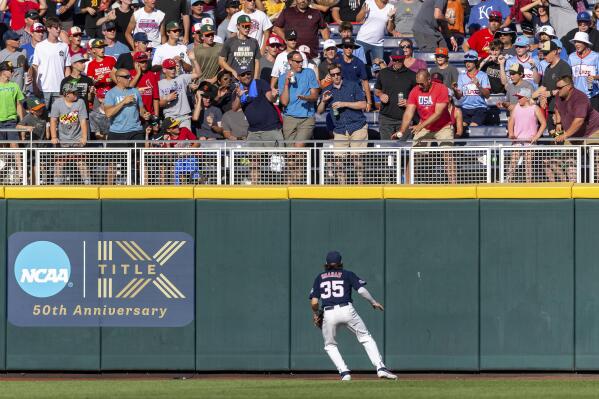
[313,310,324,329]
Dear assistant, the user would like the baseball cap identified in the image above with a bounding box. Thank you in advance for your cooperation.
[552,38,563,48]
[298,44,310,54]
[68,26,83,36]
[495,26,515,36]
[0,61,13,71]
[431,72,444,83]
[389,47,406,60]
[201,17,214,26]
[226,0,240,7]
[577,11,591,22]
[70,53,87,63]
[268,34,285,46]
[200,24,215,34]
[488,10,502,21]
[326,251,342,265]
[97,87,109,99]
[514,35,530,47]
[25,9,40,19]
[166,21,181,31]
[90,39,107,48]
[285,28,297,40]
[162,58,177,68]
[540,40,559,53]
[515,87,532,98]
[133,51,149,62]
[322,39,337,50]
[191,0,203,4]
[161,117,181,130]
[508,63,524,74]
[26,97,45,111]
[102,21,116,31]
[434,47,449,57]
[536,25,555,37]
[237,15,251,25]
[2,31,20,42]
[521,21,535,35]
[133,32,150,42]
[337,37,359,49]
[62,82,79,94]
[31,22,46,32]
[192,22,203,33]
[464,49,478,61]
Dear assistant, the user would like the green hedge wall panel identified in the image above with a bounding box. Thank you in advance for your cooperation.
[574,200,599,370]
[480,200,574,370]
[0,200,5,370]
[196,200,290,370]
[100,200,195,370]
[385,200,479,370]
[290,200,385,371]
[6,200,100,371]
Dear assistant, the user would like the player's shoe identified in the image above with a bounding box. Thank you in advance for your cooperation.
[377,367,397,380]
[340,371,351,381]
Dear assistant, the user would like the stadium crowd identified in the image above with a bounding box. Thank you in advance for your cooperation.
[0,0,598,149]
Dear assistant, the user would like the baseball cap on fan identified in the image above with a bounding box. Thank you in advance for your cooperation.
[133,32,150,42]
[515,87,532,98]
[268,34,285,47]
[488,10,502,21]
[322,39,337,51]
[133,51,149,62]
[31,22,46,32]
[162,58,177,69]
[285,28,297,40]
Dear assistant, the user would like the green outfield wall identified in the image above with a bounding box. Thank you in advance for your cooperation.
[2,184,599,371]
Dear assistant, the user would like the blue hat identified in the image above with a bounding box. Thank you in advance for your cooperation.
[326,251,342,265]
[577,11,591,21]
[552,38,563,48]
[2,30,20,42]
[463,50,478,61]
[389,47,406,60]
[514,35,530,47]
[133,32,150,42]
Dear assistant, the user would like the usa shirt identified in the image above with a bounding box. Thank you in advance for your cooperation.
[457,70,491,109]
[569,50,599,98]
[309,269,366,308]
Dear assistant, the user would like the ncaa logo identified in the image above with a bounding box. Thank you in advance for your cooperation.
[14,241,71,298]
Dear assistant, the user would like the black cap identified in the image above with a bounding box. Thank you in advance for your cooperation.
[520,21,535,35]
[25,9,40,19]
[285,28,297,40]
[337,37,359,49]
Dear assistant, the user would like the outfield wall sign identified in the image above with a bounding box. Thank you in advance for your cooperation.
[8,232,194,327]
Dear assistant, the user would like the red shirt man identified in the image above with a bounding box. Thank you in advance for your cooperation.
[464,10,502,59]
[86,39,116,96]
[130,51,160,115]
[407,81,451,133]
[8,0,39,30]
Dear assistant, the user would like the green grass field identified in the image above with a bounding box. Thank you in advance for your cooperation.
[1,378,599,399]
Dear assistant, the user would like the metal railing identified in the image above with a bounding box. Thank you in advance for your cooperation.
[320,148,401,185]
[140,148,222,185]
[410,146,492,184]
[229,148,311,185]
[499,146,581,183]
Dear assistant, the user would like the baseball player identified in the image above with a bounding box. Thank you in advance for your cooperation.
[309,250,397,381]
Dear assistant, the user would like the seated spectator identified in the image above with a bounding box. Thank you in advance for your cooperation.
[505,35,541,87]
[102,21,131,59]
[494,26,516,55]
[463,10,502,59]
[159,116,200,147]
[568,32,599,111]
[412,0,457,52]
[213,70,236,112]
[520,0,550,30]
[192,86,224,139]
[467,0,511,32]
[430,47,459,88]
[453,50,491,128]
[222,107,249,140]
[158,58,202,129]
[354,0,395,66]
[562,11,599,54]
[479,40,505,94]
[399,38,426,73]
[391,0,421,37]
[336,38,372,110]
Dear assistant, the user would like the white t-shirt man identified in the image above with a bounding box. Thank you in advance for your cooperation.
[152,43,192,67]
[227,10,272,47]
[355,0,394,46]
[270,50,308,80]
[133,8,166,48]
[32,40,72,93]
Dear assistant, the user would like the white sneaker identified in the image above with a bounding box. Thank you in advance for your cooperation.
[377,367,397,380]
[340,371,351,381]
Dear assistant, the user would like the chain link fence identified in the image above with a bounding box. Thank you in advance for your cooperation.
[499,146,581,183]
[410,147,492,184]
[320,148,402,184]
[229,148,311,185]
[140,149,222,185]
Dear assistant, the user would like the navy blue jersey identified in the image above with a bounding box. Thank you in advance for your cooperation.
[309,269,366,307]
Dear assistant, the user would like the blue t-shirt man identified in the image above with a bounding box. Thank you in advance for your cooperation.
[336,55,368,83]
[322,80,367,134]
[457,70,491,109]
[467,0,510,30]
[309,268,366,308]
[104,87,144,133]
[278,67,319,118]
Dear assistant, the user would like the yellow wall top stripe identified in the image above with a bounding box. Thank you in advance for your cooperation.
[194,186,288,199]
[476,183,573,199]
[100,186,194,199]
[5,186,99,199]
[288,186,383,199]
[384,185,477,199]
[572,184,599,198]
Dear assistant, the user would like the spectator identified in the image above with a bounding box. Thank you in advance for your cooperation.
[279,50,319,147]
[505,87,546,183]
[337,21,367,64]
[391,0,421,37]
[102,21,131,58]
[318,39,339,86]
[104,68,152,145]
[129,51,160,115]
[553,75,599,142]
[535,25,568,61]
[96,0,135,47]
[228,0,272,54]
[190,0,213,27]
[217,0,241,41]
[520,0,550,30]
[222,106,249,140]
[270,29,304,87]
[463,10,501,59]
[219,15,260,79]
[126,0,166,49]
[189,24,223,83]
[272,0,330,60]
[87,39,117,100]
[17,10,41,46]
[158,58,201,129]
[152,21,192,72]
[114,32,151,72]
[192,87,224,139]
[374,47,416,140]
[156,0,191,45]
[399,38,426,72]
[454,50,491,128]
[31,17,72,111]
[445,0,465,43]
[317,63,367,183]
[430,47,458,88]
[298,45,317,74]
[80,0,102,38]
[157,117,199,150]
[505,35,541,87]
[562,12,599,55]
[17,97,48,145]
[66,27,87,59]
[412,0,457,52]
[213,70,236,112]
[0,31,28,91]
[467,0,511,32]
[61,53,94,108]
[494,26,516,55]
[336,38,372,111]
[354,0,395,66]
[45,0,76,30]
[259,34,284,81]
[331,0,364,23]
[499,63,535,111]
[0,61,25,148]
[568,32,599,111]
[479,40,505,94]
[22,23,46,95]
[0,0,42,32]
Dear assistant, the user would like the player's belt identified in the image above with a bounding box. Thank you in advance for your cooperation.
[323,303,349,311]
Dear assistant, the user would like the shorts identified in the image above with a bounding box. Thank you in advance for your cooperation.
[413,125,454,147]
[0,120,18,140]
[107,131,145,147]
[462,107,488,126]
[333,125,368,148]
[246,129,284,147]
[282,115,315,145]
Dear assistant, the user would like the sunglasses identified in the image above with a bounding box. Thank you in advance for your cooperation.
[203,32,215,37]
[240,24,252,29]
[329,72,341,77]
[556,83,570,89]
[71,33,83,37]
[342,45,354,49]
[169,29,182,33]
[118,74,131,79]
[290,59,303,63]
[165,66,176,70]
[509,71,521,75]
[400,45,412,49]
[239,71,252,76]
